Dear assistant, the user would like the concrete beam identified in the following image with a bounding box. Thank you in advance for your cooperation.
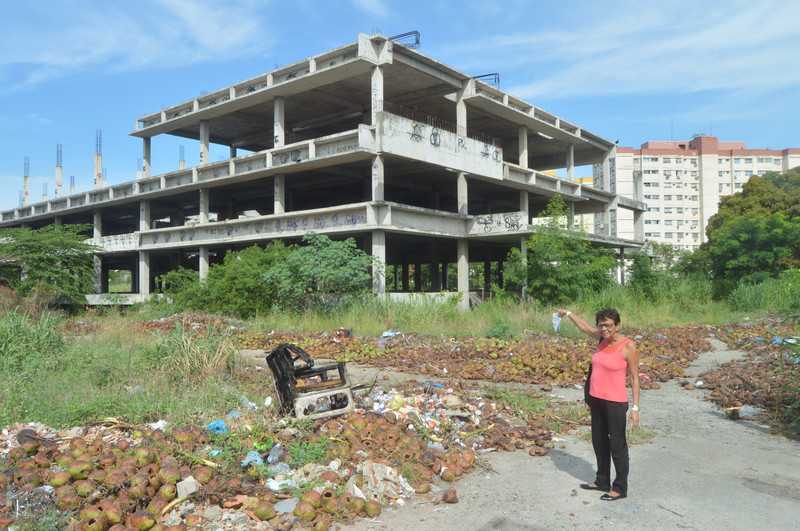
[372,230,386,295]
[274,175,285,214]
[139,200,150,231]
[199,121,210,165]
[457,238,469,310]
[274,96,285,147]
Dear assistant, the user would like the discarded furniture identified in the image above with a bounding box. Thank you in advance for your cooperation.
[265,343,354,420]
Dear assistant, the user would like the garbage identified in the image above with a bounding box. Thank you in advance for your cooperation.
[241,450,264,468]
[274,497,299,514]
[552,312,561,333]
[264,396,274,408]
[227,409,241,419]
[267,478,297,492]
[239,396,258,411]
[381,329,401,339]
[176,476,200,498]
[442,488,459,503]
[147,420,168,431]
[359,461,416,502]
[206,419,228,435]
[267,462,291,476]
[267,443,284,464]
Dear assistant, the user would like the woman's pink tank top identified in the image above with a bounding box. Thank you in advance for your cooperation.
[589,337,630,403]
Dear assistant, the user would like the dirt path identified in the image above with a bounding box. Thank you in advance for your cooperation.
[340,339,800,531]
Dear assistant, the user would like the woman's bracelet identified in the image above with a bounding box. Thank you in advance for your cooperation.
[631,404,639,412]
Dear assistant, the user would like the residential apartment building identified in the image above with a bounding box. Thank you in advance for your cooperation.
[597,136,800,250]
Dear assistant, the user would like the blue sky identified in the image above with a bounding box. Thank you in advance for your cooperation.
[1,0,798,211]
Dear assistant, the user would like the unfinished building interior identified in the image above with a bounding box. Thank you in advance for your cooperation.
[0,33,645,308]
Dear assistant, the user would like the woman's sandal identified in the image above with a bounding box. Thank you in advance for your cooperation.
[600,492,627,501]
[579,483,607,491]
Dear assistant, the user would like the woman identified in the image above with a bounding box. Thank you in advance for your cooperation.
[557,307,640,501]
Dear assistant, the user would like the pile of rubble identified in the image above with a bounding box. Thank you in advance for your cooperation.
[240,327,713,389]
[141,313,246,334]
[0,381,563,530]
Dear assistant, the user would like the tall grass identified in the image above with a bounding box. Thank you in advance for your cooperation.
[0,311,248,428]
[728,270,800,315]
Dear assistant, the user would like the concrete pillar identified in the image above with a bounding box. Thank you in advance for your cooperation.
[457,239,469,310]
[567,202,575,230]
[518,127,528,168]
[372,155,384,202]
[142,137,151,178]
[54,216,62,226]
[402,262,410,291]
[138,251,150,296]
[371,66,384,125]
[456,87,467,137]
[199,247,209,282]
[520,237,528,299]
[371,230,386,295]
[457,172,468,216]
[199,189,209,224]
[93,256,103,294]
[139,200,150,231]
[440,263,448,290]
[93,211,102,239]
[274,175,286,214]
[483,260,491,295]
[567,144,575,182]
[519,190,529,220]
[414,264,422,292]
[617,248,626,285]
[273,97,285,147]
[633,209,644,241]
[199,121,210,165]
[229,145,237,159]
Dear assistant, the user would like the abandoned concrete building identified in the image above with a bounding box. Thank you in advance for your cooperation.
[0,34,645,308]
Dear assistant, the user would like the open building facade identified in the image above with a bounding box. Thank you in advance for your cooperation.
[0,34,645,307]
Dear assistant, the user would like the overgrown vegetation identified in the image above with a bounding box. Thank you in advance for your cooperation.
[160,234,374,318]
[0,224,96,303]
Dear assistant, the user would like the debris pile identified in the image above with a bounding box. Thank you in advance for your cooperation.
[141,313,246,334]
[241,328,712,388]
[0,381,565,529]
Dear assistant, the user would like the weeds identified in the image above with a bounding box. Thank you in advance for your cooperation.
[287,438,330,467]
[483,388,589,433]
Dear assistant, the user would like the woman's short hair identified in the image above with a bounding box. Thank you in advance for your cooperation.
[595,308,621,325]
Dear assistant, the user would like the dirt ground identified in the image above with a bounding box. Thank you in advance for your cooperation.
[339,339,800,531]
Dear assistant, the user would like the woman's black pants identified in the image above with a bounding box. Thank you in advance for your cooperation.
[588,396,629,495]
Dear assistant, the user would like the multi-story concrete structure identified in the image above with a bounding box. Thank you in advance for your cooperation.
[0,34,644,307]
[601,136,800,250]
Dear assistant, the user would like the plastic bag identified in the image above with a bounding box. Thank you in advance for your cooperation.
[552,312,561,333]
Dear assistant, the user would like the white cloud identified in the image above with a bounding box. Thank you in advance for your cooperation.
[0,0,272,92]
[440,1,800,100]
[351,0,389,18]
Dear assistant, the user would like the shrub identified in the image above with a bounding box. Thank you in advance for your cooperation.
[0,310,63,376]
[728,269,800,314]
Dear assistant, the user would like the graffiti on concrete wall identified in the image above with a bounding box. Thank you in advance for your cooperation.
[472,212,525,234]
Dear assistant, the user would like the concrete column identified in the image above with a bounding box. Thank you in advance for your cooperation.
[371,230,386,295]
[402,263,410,291]
[566,144,575,181]
[600,148,614,191]
[457,172,468,216]
[93,256,103,294]
[567,202,575,230]
[617,248,626,285]
[138,251,150,296]
[142,137,151,178]
[440,263,448,290]
[54,216,62,226]
[483,260,491,295]
[520,237,528,299]
[199,121,210,165]
[457,239,469,310]
[633,209,644,241]
[372,155,384,201]
[371,66,384,125]
[273,97,285,147]
[414,264,422,292]
[229,146,237,159]
[456,87,467,137]
[199,247,209,282]
[199,189,209,224]
[274,175,286,214]
[519,190,529,220]
[93,211,102,239]
[518,127,529,168]
[139,200,150,232]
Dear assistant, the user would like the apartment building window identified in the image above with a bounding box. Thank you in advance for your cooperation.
[744,158,752,163]
[665,232,673,238]
[675,182,683,189]
[644,182,659,187]
[757,170,767,176]
[665,220,673,226]
[675,158,683,164]
[692,208,699,215]
[773,158,781,164]
[690,171,698,177]
[664,170,673,177]
[644,157,659,162]
[645,220,660,225]
[647,207,660,212]
[757,157,770,163]
[664,183,672,189]
[644,194,660,200]
[689,159,697,167]
[664,208,673,214]
[644,169,659,174]
[663,158,672,163]
[720,158,730,164]
[664,195,673,200]
[735,170,746,177]
[675,195,683,200]
[719,184,725,192]
[691,184,698,190]
[690,195,698,201]
[734,158,743,164]
[645,232,661,238]
[677,207,684,214]
[745,170,753,176]
[735,183,743,189]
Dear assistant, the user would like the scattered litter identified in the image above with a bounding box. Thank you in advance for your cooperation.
[147,419,168,431]
[552,313,561,333]
[264,396,274,408]
[239,396,258,411]
[226,409,241,419]
[206,419,228,435]
[267,443,284,464]
[241,450,264,468]
[266,478,297,492]
[274,497,299,514]
[176,476,200,498]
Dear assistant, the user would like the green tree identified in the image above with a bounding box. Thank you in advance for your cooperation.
[0,225,97,303]
[264,233,375,311]
[506,196,615,304]
[702,168,800,295]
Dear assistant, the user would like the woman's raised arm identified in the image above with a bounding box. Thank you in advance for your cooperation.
[557,309,602,340]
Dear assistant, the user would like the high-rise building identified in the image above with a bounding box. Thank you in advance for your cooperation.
[599,136,800,250]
